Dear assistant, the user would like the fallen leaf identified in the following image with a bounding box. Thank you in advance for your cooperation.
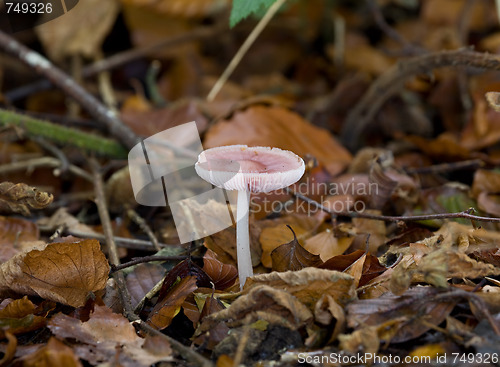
[0,239,109,307]
[36,0,119,61]
[304,230,347,261]
[259,214,321,268]
[126,263,165,308]
[204,106,352,176]
[346,287,456,343]
[203,249,237,290]
[244,268,356,308]
[271,225,323,272]
[148,275,198,330]
[19,337,82,367]
[0,182,53,216]
[0,296,46,334]
[49,305,173,367]
[197,285,313,332]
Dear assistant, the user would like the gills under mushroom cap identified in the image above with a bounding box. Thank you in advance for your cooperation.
[195,145,305,193]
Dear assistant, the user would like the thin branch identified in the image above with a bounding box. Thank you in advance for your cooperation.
[127,208,161,251]
[90,158,134,319]
[0,156,93,182]
[110,255,195,273]
[134,321,214,367]
[287,188,500,223]
[367,0,425,55]
[206,0,287,101]
[340,49,500,151]
[404,159,485,175]
[5,25,225,102]
[0,108,127,158]
[0,30,139,149]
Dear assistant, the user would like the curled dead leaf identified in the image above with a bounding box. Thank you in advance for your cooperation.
[0,239,109,307]
[271,226,323,272]
[0,182,53,216]
[244,267,356,308]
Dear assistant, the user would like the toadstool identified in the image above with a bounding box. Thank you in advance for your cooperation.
[195,145,305,289]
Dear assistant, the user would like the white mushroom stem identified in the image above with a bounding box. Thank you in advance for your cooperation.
[236,189,253,289]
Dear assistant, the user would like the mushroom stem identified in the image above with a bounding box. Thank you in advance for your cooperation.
[236,189,253,289]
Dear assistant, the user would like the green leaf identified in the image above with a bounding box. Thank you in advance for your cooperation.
[229,0,278,27]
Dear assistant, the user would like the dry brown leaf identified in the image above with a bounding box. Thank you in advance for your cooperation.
[338,326,380,355]
[19,337,82,367]
[0,239,109,307]
[347,287,456,343]
[259,214,321,268]
[126,263,165,308]
[204,106,352,176]
[148,275,198,330]
[271,226,323,272]
[0,182,53,216]
[0,296,46,334]
[36,0,119,60]
[244,268,356,308]
[49,305,173,367]
[304,230,348,261]
[203,249,237,290]
[313,294,345,343]
[198,285,313,331]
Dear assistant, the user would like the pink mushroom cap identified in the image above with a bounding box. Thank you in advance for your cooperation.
[195,145,305,193]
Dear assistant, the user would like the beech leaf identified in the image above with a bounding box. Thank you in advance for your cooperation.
[49,305,173,367]
[203,249,238,290]
[271,225,323,272]
[0,239,109,307]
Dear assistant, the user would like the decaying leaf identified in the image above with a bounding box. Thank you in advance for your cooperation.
[0,296,46,334]
[203,249,237,290]
[197,285,313,332]
[19,337,82,367]
[271,226,323,272]
[126,263,166,308]
[36,0,119,61]
[244,268,356,308]
[48,305,173,367]
[346,287,456,343]
[0,239,109,307]
[147,275,198,330]
[0,182,53,216]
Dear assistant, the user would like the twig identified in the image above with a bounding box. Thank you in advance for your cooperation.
[340,49,500,151]
[206,0,287,101]
[63,229,184,251]
[5,25,225,102]
[287,188,500,223]
[33,137,70,175]
[404,159,485,175]
[126,208,161,251]
[432,288,500,336]
[90,158,134,319]
[0,156,93,182]
[0,108,127,158]
[135,321,214,367]
[111,255,192,273]
[367,0,425,55]
[0,30,139,149]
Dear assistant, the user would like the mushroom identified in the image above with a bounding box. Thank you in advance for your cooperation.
[195,145,305,289]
